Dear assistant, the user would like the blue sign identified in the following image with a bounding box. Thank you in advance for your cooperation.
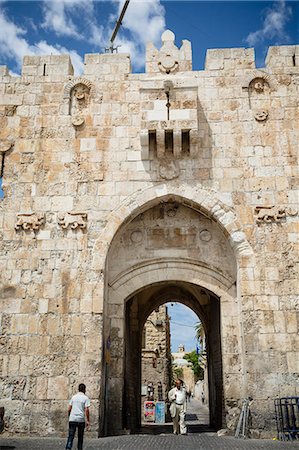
[155,401,165,423]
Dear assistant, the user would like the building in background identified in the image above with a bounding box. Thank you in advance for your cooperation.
[141,305,171,404]
[172,344,195,394]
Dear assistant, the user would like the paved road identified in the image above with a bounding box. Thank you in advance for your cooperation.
[1,399,298,449]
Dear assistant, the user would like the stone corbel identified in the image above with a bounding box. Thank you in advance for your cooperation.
[0,140,13,153]
[15,212,45,231]
[58,212,88,230]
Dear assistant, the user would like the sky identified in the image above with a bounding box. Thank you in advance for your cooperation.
[0,0,298,76]
[167,302,199,353]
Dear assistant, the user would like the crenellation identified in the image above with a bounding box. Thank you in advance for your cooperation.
[205,47,255,70]
[83,53,131,78]
[266,45,299,69]
[22,55,74,77]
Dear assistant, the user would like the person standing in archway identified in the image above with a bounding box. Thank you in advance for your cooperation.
[65,383,90,450]
[168,379,187,435]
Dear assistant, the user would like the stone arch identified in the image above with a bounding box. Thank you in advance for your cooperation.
[242,70,278,91]
[98,185,253,436]
[63,76,95,99]
[92,182,254,272]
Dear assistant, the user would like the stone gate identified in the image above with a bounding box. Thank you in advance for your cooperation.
[0,30,298,438]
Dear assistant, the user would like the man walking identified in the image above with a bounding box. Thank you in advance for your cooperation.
[65,383,90,450]
[168,379,187,435]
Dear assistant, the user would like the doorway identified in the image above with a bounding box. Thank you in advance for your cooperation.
[122,283,223,433]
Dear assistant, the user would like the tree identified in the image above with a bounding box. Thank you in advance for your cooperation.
[173,367,183,381]
[184,350,204,381]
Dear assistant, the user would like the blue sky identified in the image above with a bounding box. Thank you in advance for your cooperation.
[167,302,199,353]
[0,1,298,76]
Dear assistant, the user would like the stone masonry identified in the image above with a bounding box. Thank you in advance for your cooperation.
[0,29,298,437]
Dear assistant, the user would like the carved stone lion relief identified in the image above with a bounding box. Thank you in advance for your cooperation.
[58,212,88,230]
[255,205,298,223]
[15,213,45,231]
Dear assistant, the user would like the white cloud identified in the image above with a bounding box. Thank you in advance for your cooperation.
[114,0,166,68]
[0,8,83,74]
[42,0,94,39]
[245,0,292,47]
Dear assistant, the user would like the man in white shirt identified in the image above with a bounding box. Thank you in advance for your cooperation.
[168,379,187,435]
[65,383,90,450]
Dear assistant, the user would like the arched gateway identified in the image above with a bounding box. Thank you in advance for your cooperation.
[93,184,254,436]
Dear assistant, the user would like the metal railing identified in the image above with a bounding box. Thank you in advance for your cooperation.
[274,397,299,441]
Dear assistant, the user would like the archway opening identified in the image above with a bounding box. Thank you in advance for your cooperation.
[123,282,224,434]
[140,301,210,432]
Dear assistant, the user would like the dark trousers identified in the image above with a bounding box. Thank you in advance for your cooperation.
[66,421,85,450]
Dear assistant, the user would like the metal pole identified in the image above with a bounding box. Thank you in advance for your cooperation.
[107,0,130,53]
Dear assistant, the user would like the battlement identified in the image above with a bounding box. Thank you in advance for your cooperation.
[22,54,74,77]
[205,48,255,70]
[265,45,299,68]
[83,53,131,78]
[0,65,9,77]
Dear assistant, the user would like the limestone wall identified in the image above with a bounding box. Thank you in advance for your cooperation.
[0,30,298,437]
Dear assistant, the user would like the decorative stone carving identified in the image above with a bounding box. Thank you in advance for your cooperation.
[63,77,95,99]
[166,204,178,217]
[255,206,298,223]
[254,109,268,122]
[15,213,45,231]
[200,229,212,242]
[58,212,87,229]
[0,140,13,153]
[5,105,17,116]
[71,116,85,127]
[157,30,179,74]
[70,83,90,117]
[63,77,97,127]
[130,230,143,244]
[251,78,269,93]
[242,71,278,92]
[158,159,180,180]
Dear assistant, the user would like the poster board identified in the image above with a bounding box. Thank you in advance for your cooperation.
[155,401,165,423]
[144,401,155,422]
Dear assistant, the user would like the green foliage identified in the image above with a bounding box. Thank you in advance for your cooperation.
[184,350,204,381]
[173,367,183,381]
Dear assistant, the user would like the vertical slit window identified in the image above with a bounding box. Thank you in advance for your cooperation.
[43,64,46,76]
[149,130,157,156]
[0,153,5,198]
[165,130,173,154]
[182,130,190,154]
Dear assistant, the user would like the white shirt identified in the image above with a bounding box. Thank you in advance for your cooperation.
[69,392,90,422]
[175,388,186,404]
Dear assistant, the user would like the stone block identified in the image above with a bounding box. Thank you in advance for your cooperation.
[47,376,69,400]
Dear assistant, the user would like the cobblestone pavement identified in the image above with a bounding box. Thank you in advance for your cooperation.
[1,400,298,449]
[1,434,299,450]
